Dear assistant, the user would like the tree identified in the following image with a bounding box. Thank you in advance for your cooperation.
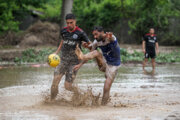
[0,0,47,34]
[60,0,74,28]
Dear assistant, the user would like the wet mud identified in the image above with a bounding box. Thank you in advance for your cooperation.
[0,64,180,120]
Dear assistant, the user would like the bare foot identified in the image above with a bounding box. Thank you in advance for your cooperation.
[101,97,110,105]
[152,69,155,75]
[75,44,84,60]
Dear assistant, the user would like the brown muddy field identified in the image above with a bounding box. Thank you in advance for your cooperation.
[0,63,180,120]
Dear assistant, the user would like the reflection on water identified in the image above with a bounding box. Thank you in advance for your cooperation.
[0,63,180,120]
[0,64,180,88]
[0,64,180,120]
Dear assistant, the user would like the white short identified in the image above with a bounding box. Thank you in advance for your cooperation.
[98,56,120,80]
[105,64,120,80]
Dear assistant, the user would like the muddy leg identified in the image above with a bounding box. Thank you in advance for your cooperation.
[51,74,63,100]
[151,58,155,71]
[75,45,85,60]
[143,58,148,71]
[101,66,118,105]
[64,65,79,92]
[101,77,113,105]
[75,45,101,60]
[95,54,106,72]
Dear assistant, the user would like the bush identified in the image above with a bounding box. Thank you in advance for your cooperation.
[14,48,55,63]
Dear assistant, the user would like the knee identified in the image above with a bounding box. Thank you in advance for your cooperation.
[64,82,73,91]
[151,59,155,63]
[65,85,71,91]
[51,84,58,91]
[97,51,102,56]
[99,66,106,72]
[93,50,101,56]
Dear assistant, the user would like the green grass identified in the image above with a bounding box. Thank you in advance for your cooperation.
[121,48,180,63]
[12,48,180,64]
[14,48,56,63]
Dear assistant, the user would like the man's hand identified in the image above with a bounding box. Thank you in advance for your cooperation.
[73,64,82,71]
[106,32,114,41]
[73,60,88,71]
[156,49,159,55]
[54,51,58,54]
[143,49,146,54]
[82,42,91,50]
[82,42,89,48]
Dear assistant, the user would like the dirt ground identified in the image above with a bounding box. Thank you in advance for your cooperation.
[0,85,180,120]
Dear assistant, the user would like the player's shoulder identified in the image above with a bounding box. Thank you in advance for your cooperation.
[153,34,157,37]
[61,27,68,33]
[145,33,157,36]
[74,26,84,34]
[145,33,151,36]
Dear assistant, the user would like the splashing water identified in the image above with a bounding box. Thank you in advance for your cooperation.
[42,86,101,107]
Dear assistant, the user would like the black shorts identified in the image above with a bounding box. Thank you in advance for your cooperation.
[145,49,156,59]
[54,61,79,83]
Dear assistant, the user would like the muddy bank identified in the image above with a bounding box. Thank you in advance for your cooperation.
[0,85,180,120]
[0,45,179,62]
[0,21,59,47]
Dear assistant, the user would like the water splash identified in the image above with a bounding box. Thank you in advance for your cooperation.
[41,87,101,107]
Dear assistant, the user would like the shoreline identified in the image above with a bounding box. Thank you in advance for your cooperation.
[0,61,180,68]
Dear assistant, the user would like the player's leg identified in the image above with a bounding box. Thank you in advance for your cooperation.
[64,64,79,91]
[151,58,155,70]
[95,53,106,72]
[101,65,119,105]
[143,52,149,70]
[75,45,101,60]
[150,49,156,71]
[76,48,101,61]
[51,63,66,100]
[51,74,64,100]
[75,45,106,71]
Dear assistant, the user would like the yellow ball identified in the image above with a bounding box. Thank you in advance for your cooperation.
[48,54,60,67]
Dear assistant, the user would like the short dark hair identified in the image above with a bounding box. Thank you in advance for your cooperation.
[150,27,155,30]
[65,13,76,20]
[93,26,104,32]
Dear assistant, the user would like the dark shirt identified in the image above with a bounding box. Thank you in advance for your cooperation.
[143,33,157,51]
[91,35,121,66]
[60,26,90,63]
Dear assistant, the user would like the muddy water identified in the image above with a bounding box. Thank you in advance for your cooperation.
[0,63,180,120]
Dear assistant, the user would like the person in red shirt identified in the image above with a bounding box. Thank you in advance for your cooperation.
[142,28,159,73]
[50,13,90,100]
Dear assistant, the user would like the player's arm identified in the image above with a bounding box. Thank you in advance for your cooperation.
[81,31,92,50]
[82,41,92,50]
[142,40,146,54]
[55,40,63,54]
[73,60,88,71]
[55,29,65,54]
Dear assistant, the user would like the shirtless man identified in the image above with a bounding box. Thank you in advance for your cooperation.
[75,26,121,105]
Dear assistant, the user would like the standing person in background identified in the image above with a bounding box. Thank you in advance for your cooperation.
[50,13,90,100]
[142,28,159,73]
